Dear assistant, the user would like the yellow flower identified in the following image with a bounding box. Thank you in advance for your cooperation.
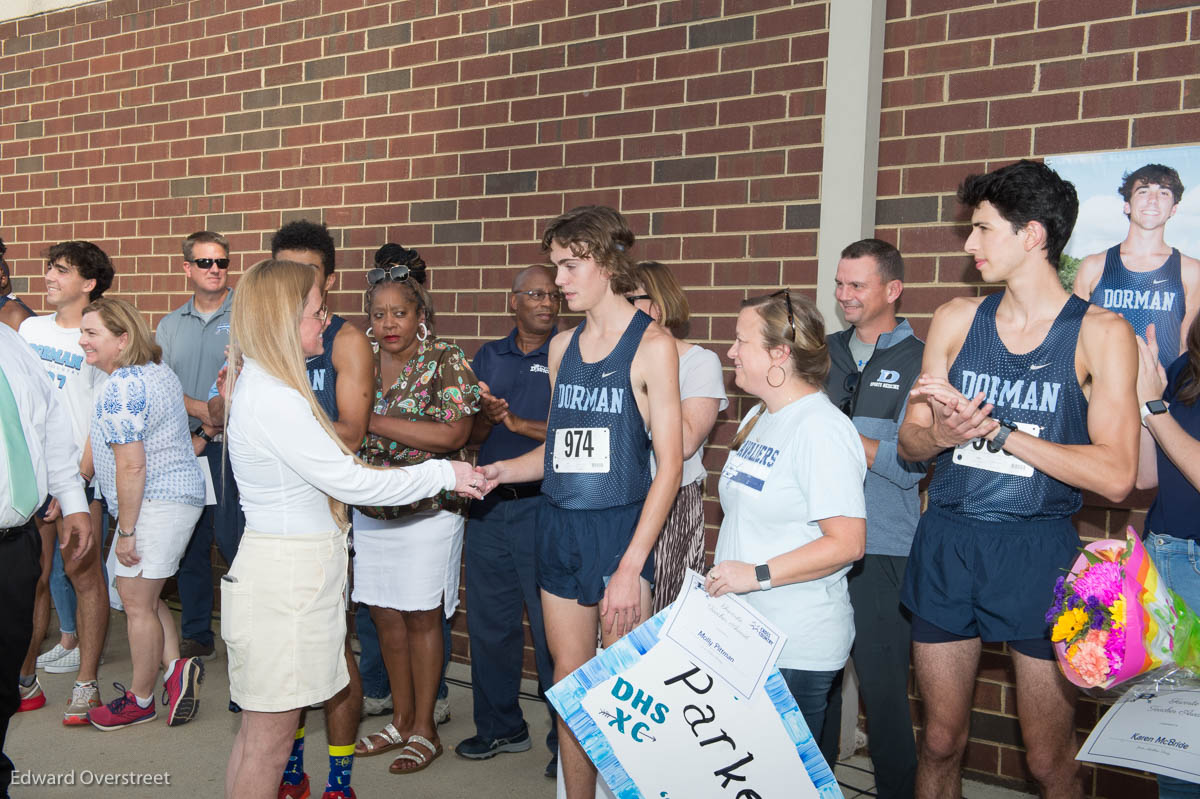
[1111,597,1126,629]
[1052,607,1088,643]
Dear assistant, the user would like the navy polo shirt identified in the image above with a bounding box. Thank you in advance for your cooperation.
[471,328,553,514]
[1146,354,1200,539]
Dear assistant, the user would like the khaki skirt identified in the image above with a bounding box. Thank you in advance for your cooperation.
[221,528,348,712]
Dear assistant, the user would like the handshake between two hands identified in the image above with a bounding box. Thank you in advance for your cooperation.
[449,461,501,501]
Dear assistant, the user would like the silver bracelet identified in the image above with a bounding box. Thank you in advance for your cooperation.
[116,526,135,538]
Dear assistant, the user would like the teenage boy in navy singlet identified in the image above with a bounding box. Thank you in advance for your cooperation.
[898,160,1139,799]
[479,206,683,799]
[1073,163,1200,369]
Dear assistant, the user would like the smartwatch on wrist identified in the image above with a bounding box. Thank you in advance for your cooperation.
[1141,399,1169,427]
[193,426,214,443]
[755,563,772,591]
[986,419,1017,453]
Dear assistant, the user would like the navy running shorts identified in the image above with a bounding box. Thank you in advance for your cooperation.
[900,503,1078,655]
[535,498,655,606]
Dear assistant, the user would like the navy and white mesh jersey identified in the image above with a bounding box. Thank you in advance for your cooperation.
[1091,244,1184,370]
[927,293,1091,522]
[542,310,653,511]
[305,314,344,421]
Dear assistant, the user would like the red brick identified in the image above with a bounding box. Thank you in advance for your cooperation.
[1037,0,1132,27]
[942,129,1033,162]
[1133,111,1200,147]
[1039,54,1133,90]
[1138,43,1200,80]
[990,91,1080,127]
[1083,82,1181,119]
[907,39,992,75]
[947,65,1035,101]
[882,75,945,108]
[994,26,1085,65]
[1034,120,1130,155]
[948,2,1035,40]
[885,14,947,49]
[904,101,987,136]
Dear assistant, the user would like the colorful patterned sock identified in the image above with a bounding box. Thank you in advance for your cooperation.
[325,743,355,792]
[281,727,305,785]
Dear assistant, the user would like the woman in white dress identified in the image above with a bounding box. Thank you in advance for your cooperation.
[219,259,484,799]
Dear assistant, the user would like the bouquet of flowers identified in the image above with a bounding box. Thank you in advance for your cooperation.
[1047,527,1200,690]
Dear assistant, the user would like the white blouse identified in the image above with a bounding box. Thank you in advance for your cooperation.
[228,358,455,535]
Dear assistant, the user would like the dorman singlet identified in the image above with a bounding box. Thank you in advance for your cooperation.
[927,293,1090,522]
[305,314,345,420]
[542,310,653,511]
[1091,244,1184,370]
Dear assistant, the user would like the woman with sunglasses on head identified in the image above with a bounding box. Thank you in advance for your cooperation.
[220,258,483,799]
[705,289,866,765]
[625,261,727,613]
[350,244,481,777]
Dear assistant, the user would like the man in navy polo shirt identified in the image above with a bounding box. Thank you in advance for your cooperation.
[455,265,560,776]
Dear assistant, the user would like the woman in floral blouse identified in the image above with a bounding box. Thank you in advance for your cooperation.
[351,245,480,776]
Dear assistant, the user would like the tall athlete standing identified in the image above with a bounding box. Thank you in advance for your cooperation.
[898,160,1139,799]
[479,206,682,799]
[1073,163,1200,369]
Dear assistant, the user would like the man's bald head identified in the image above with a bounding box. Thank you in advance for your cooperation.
[513,264,555,293]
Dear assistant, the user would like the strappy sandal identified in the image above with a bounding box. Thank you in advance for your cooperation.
[389,733,443,774]
[355,722,406,757]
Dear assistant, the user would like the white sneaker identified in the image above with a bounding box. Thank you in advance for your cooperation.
[36,644,72,670]
[434,696,450,726]
[44,646,81,674]
[362,694,393,717]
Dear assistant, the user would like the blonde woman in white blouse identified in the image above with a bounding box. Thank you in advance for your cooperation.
[220,259,485,799]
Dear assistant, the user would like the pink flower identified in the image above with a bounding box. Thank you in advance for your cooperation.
[1104,625,1125,672]
[1071,561,1123,607]
[1069,641,1111,687]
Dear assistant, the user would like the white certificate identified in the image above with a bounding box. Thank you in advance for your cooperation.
[1077,683,1200,781]
[661,569,787,699]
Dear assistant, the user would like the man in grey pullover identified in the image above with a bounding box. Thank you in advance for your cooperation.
[821,239,928,799]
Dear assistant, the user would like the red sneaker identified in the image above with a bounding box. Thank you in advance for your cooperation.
[18,677,46,712]
[278,773,310,799]
[87,684,156,731]
[322,788,356,799]
[162,657,204,726]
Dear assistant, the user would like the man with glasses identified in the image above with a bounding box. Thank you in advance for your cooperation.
[456,266,561,775]
[156,231,241,663]
[0,238,35,331]
[821,238,926,799]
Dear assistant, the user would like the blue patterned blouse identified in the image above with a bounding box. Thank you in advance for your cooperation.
[92,361,205,517]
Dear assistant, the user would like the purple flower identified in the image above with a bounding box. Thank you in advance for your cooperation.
[1072,561,1123,607]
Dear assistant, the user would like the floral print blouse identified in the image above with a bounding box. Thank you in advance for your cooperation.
[355,336,480,518]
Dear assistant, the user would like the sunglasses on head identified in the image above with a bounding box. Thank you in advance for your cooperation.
[768,288,796,340]
[367,265,412,285]
[190,258,230,270]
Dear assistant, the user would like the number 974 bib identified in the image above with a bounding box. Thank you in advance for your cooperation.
[552,427,610,473]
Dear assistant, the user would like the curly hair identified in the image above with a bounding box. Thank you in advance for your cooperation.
[541,206,638,294]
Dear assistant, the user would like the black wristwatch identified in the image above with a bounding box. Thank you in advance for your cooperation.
[193,426,214,443]
[755,563,772,591]
[1141,399,1169,427]
[986,419,1017,453]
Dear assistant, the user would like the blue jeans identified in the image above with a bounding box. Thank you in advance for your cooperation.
[49,499,111,636]
[356,593,453,701]
[1146,533,1200,797]
[178,443,245,646]
[780,667,841,769]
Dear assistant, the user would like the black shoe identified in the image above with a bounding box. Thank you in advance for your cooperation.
[544,753,557,779]
[179,638,217,661]
[228,700,242,713]
[454,724,533,760]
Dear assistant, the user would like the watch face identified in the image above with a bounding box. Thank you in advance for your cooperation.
[1148,399,1169,414]
[754,564,771,582]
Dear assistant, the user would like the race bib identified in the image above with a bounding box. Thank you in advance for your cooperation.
[953,421,1041,478]
[552,427,610,473]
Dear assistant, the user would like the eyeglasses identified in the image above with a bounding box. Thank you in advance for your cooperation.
[367,265,411,285]
[514,289,563,302]
[625,294,652,305]
[311,304,329,323]
[768,288,796,340]
[189,258,230,270]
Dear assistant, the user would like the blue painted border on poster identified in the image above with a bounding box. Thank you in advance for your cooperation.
[545,608,844,799]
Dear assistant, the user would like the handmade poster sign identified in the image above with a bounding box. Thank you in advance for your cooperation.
[546,576,842,799]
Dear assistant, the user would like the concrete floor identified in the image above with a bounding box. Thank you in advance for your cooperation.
[8,608,1034,798]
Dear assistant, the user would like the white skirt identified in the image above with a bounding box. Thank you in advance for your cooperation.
[351,509,464,617]
[222,528,350,712]
[111,499,203,580]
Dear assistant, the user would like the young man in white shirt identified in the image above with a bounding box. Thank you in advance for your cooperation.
[17,240,114,726]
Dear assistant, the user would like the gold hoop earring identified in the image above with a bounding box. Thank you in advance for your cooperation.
[767,364,785,388]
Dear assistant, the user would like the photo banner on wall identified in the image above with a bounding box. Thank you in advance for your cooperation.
[546,573,843,799]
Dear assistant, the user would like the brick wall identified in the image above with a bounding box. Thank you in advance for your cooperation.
[1,0,1193,795]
